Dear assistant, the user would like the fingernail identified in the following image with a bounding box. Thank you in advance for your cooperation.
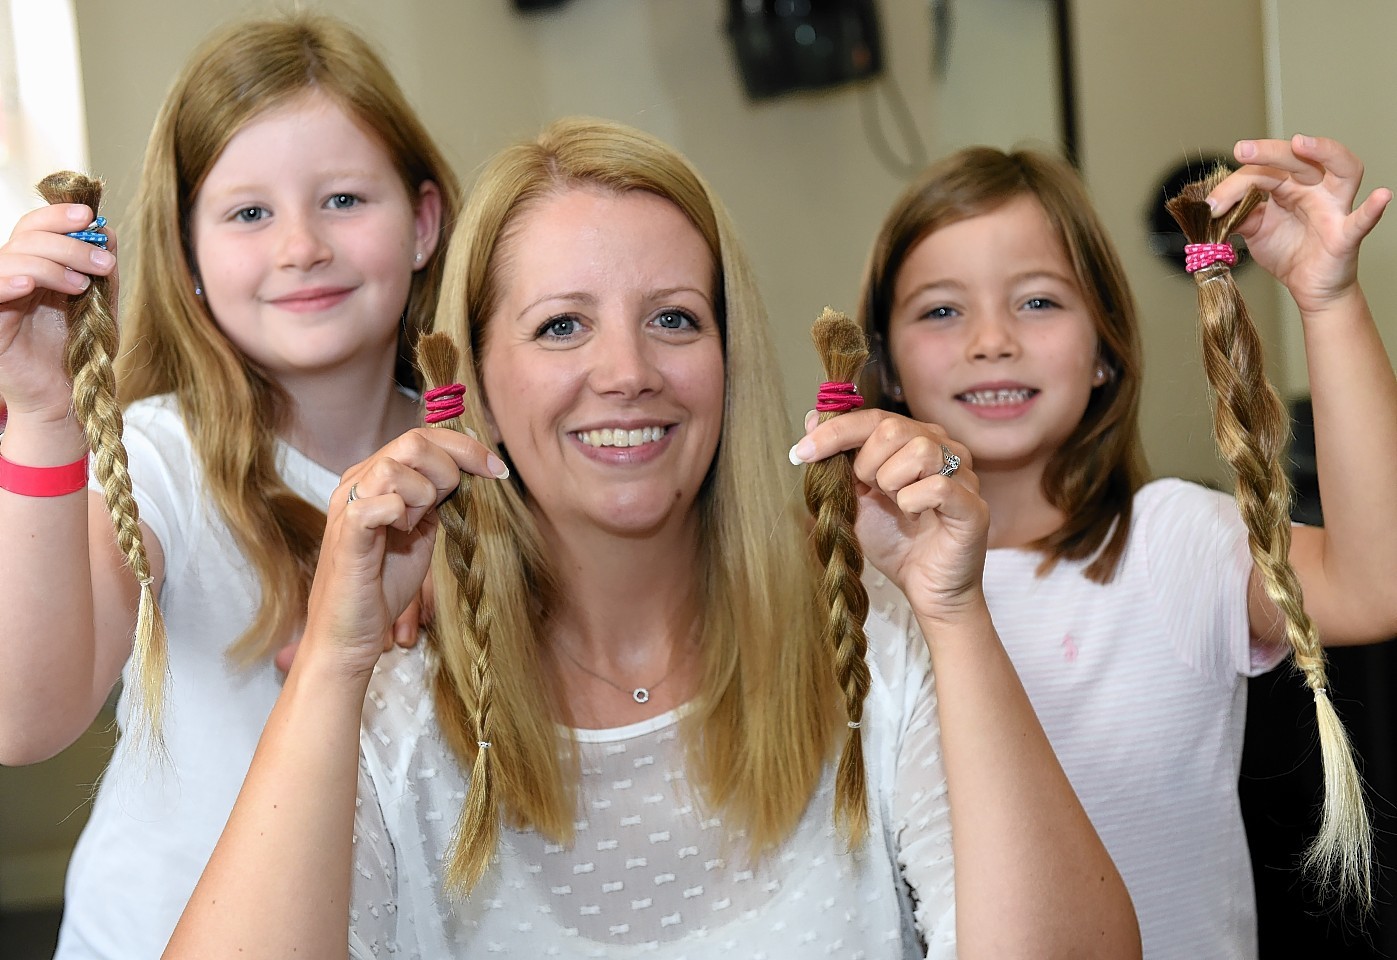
[91,249,113,269]
[1236,139,1256,159]
[803,409,818,432]
[788,437,815,465]
[65,268,90,289]
[1300,134,1317,148]
[8,276,28,290]
[66,206,90,223]
[487,454,510,479]
[1205,196,1218,214]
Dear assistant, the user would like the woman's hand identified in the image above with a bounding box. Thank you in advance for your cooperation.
[300,427,508,680]
[792,409,986,625]
[0,203,115,421]
[1208,135,1390,316]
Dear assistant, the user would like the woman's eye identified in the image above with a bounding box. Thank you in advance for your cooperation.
[539,316,580,339]
[327,194,359,210]
[234,206,269,223]
[653,309,697,331]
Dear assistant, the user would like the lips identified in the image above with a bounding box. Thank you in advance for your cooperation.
[266,286,355,312]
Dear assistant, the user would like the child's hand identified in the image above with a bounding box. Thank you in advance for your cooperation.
[1208,135,1390,316]
[792,409,986,625]
[0,203,116,420]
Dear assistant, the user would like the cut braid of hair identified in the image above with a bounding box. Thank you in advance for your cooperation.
[802,307,872,847]
[37,171,169,754]
[416,332,498,891]
[1167,172,1371,906]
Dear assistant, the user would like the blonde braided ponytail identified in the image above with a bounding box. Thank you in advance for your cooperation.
[1167,172,1371,905]
[37,172,168,752]
[415,331,501,892]
[802,308,871,847]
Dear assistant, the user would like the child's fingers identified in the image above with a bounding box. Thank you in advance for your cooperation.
[858,433,977,501]
[1289,134,1366,184]
[1234,138,1326,183]
[891,471,988,530]
[7,202,94,242]
[1348,187,1392,241]
[0,251,97,302]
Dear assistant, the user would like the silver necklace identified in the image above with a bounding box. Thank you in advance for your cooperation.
[556,643,680,704]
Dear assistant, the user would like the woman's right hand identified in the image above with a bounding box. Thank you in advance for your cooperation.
[300,427,509,680]
[0,203,115,421]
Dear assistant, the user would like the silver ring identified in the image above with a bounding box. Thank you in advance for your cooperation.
[346,482,360,505]
[938,444,961,478]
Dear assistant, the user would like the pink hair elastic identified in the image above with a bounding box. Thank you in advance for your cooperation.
[816,381,864,413]
[424,383,466,424]
[1184,243,1238,273]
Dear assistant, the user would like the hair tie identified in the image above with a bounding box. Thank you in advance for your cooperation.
[1184,242,1237,273]
[816,381,864,413]
[424,383,466,424]
[65,216,108,250]
[477,741,492,750]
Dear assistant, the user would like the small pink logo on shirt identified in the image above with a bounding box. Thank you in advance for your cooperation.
[1061,633,1079,662]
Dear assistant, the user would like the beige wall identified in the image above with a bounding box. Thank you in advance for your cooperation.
[1074,0,1276,486]
[1267,0,1397,393]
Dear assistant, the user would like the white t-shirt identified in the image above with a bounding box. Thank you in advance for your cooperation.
[56,394,339,960]
[348,574,956,959]
[984,478,1284,960]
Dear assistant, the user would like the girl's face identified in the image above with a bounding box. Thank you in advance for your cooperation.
[189,90,439,387]
[888,194,1103,476]
[479,186,725,541]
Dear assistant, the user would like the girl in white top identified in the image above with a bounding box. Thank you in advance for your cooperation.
[845,136,1397,958]
[0,15,457,958]
[163,117,1140,959]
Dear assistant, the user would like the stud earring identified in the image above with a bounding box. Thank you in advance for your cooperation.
[890,383,904,399]
[194,285,203,297]
[414,251,423,265]
[1093,365,1108,386]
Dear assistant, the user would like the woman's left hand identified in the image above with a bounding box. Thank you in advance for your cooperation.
[1207,135,1390,315]
[792,409,987,624]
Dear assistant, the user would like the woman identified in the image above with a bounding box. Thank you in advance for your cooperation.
[164,118,1138,959]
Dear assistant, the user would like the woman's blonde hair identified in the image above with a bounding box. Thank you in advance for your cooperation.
[1168,174,1370,906]
[118,12,460,664]
[858,146,1148,583]
[423,117,841,891]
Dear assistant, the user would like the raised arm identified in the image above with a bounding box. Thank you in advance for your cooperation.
[793,410,1139,958]
[1208,135,1397,646]
[164,427,504,959]
[0,203,153,763]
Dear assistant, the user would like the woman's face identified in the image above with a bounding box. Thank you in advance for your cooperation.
[478,186,725,541]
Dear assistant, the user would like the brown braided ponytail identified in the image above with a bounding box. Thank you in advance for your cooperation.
[37,171,168,752]
[802,307,872,847]
[1167,172,1371,905]
[416,331,500,891]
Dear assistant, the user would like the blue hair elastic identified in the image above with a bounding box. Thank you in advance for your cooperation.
[65,216,107,250]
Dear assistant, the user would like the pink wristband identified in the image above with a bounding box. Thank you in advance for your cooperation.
[0,451,89,497]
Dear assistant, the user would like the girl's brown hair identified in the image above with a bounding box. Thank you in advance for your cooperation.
[424,117,842,892]
[118,13,460,664]
[858,146,1148,583]
[1168,174,1370,905]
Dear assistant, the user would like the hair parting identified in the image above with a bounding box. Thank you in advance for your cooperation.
[803,308,871,847]
[37,171,169,754]
[1167,171,1371,907]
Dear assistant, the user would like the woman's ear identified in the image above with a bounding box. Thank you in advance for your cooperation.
[412,180,444,270]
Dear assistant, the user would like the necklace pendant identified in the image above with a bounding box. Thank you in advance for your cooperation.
[632,687,650,704]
